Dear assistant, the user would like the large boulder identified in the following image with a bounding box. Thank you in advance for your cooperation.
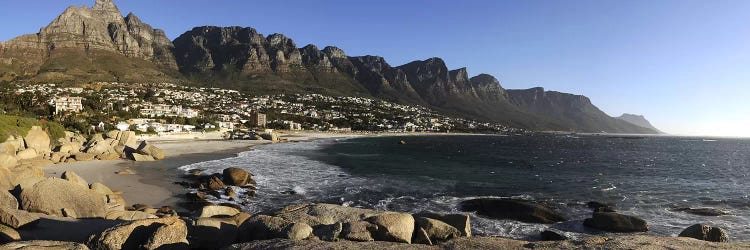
[23,126,50,154]
[199,205,241,218]
[275,203,389,227]
[137,142,165,160]
[365,213,415,244]
[414,217,461,242]
[0,154,17,169]
[105,211,158,221]
[0,165,44,191]
[19,178,107,218]
[105,130,121,140]
[222,167,254,186]
[0,240,90,250]
[459,199,566,224]
[0,208,40,229]
[0,190,18,210]
[61,171,88,188]
[583,212,649,232]
[118,131,138,148]
[678,224,729,242]
[86,139,115,156]
[239,215,312,241]
[414,212,471,237]
[259,132,279,142]
[88,216,188,250]
[15,149,38,160]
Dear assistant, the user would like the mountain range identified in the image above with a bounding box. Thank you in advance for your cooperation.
[0,0,661,134]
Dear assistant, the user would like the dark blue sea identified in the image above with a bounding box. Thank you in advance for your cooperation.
[180,135,750,240]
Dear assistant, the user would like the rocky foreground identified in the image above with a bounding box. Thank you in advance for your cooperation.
[0,159,746,249]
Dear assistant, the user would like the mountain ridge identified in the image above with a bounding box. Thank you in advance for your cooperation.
[0,0,662,134]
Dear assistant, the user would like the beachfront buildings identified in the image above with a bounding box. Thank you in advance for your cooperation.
[248,112,267,128]
[51,96,84,115]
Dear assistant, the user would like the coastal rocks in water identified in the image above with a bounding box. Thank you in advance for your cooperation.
[414,212,471,237]
[207,176,227,190]
[199,205,241,218]
[673,207,729,216]
[0,208,40,229]
[587,201,616,213]
[583,212,649,232]
[459,198,566,224]
[222,167,254,186]
[138,142,165,160]
[0,224,20,244]
[0,190,18,210]
[19,178,107,218]
[0,240,90,250]
[365,213,415,244]
[88,216,188,250]
[239,215,312,241]
[678,224,729,242]
[414,217,461,243]
[61,171,88,188]
[540,230,568,241]
[341,221,379,242]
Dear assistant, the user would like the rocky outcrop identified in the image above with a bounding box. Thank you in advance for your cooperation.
[222,168,254,187]
[88,216,188,250]
[19,178,107,218]
[239,215,312,241]
[459,199,566,224]
[583,212,649,232]
[366,213,415,244]
[679,224,729,242]
[0,224,20,244]
[199,205,241,218]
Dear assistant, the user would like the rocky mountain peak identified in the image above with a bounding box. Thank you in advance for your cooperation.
[93,0,120,12]
[322,46,347,59]
[469,74,501,87]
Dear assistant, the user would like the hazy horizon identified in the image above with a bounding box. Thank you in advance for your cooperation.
[1,0,748,137]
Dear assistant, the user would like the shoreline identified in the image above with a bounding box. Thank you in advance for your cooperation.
[42,132,360,209]
[36,132,750,246]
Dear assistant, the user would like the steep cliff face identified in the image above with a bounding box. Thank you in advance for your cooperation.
[0,0,178,82]
[507,88,657,133]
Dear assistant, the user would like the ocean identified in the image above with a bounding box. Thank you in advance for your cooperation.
[178,135,750,240]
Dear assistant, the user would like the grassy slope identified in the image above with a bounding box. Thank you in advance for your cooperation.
[0,115,65,143]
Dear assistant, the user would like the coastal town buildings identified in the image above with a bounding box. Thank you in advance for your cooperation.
[50,96,83,115]
[8,82,523,135]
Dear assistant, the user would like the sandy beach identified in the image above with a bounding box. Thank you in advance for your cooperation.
[41,132,360,210]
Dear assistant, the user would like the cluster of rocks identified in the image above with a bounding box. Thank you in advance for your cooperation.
[178,167,259,215]
[458,198,729,243]
[0,127,165,177]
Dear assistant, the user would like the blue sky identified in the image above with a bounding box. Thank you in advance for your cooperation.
[2,0,749,136]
